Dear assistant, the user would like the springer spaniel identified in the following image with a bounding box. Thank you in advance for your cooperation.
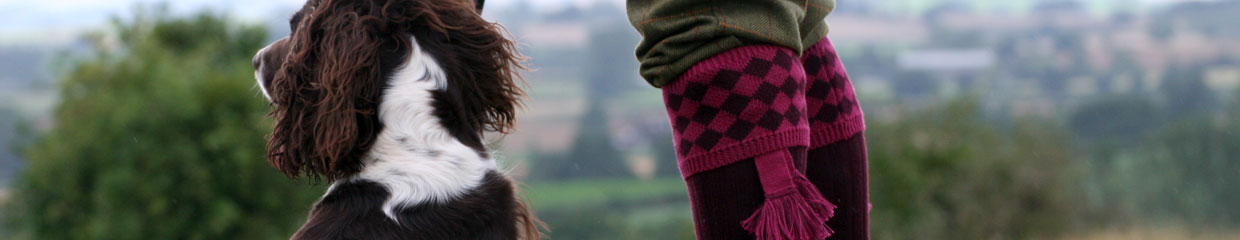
[251,0,541,239]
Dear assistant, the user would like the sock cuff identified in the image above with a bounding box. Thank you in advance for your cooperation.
[810,112,866,148]
[678,128,810,178]
[662,45,811,178]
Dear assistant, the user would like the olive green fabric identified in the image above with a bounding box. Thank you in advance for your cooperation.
[627,0,835,87]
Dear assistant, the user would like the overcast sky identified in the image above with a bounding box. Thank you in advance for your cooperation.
[0,0,626,44]
[0,0,293,44]
[0,0,1188,45]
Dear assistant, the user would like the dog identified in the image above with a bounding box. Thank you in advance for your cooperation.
[251,0,540,239]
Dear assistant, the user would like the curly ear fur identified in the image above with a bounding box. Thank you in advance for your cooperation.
[265,0,524,181]
[268,0,386,181]
[404,0,526,137]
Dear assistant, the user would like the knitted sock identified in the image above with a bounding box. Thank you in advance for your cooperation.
[663,45,833,240]
[805,135,868,239]
[684,147,806,240]
[801,37,870,239]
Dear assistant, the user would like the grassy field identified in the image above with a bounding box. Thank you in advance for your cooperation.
[524,178,688,211]
[523,178,695,239]
[1065,226,1240,240]
[522,179,1240,240]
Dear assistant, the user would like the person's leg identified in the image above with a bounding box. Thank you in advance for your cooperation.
[627,0,848,238]
[800,37,870,239]
[684,147,809,240]
[664,45,832,239]
[805,135,868,239]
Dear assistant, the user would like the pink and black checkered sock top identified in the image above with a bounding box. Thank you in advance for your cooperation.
[663,44,866,239]
[662,46,812,176]
[803,39,865,148]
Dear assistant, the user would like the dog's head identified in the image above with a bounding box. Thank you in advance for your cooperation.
[253,0,522,181]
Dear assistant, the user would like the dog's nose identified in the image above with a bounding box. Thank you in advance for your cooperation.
[252,55,262,70]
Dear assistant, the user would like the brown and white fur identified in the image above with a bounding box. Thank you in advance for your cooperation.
[251,0,540,239]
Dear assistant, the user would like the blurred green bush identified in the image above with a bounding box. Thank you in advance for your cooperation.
[3,9,322,240]
[866,99,1081,239]
[1077,92,1240,230]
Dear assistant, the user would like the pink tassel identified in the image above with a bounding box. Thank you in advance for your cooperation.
[741,176,836,240]
[797,174,836,223]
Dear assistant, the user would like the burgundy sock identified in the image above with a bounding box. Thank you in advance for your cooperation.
[805,135,868,240]
[663,45,834,240]
[801,37,870,239]
[684,147,807,240]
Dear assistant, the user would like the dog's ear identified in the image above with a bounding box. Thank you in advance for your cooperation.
[266,0,390,181]
[412,0,525,138]
[443,19,525,136]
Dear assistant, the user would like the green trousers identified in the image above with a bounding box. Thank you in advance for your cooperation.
[627,0,836,87]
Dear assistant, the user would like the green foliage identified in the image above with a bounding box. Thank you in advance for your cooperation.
[1085,112,1240,228]
[3,10,322,240]
[1072,82,1240,229]
[1140,117,1240,224]
[1070,94,1163,144]
[867,99,1080,239]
